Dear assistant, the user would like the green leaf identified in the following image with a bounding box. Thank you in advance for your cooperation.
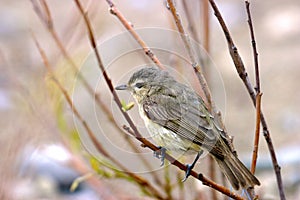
[121,100,134,112]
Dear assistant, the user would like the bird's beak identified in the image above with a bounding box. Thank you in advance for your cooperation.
[115,84,128,90]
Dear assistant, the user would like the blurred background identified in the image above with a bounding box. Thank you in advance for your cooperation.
[1,0,300,199]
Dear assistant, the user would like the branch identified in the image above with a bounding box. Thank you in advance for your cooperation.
[123,125,245,200]
[94,92,164,187]
[251,92,262,174]
[166,0,212,108]
[31,0,162,186]
[167,0,237,167]
[165,1,235,153]
[201,1,218,199]
[32,32,165,200]
[245,0,261,176]
[105,0,165,70]
[181,0,199,43]
[245,1,260,93]
[209,0,286,199]
[74,0,244,198]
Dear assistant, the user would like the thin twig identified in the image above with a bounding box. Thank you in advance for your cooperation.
[203,0,210,54]
[30,0,103,116]
[166,0,212,108]
[33,32,165,200]
[181,0,206,73]
[251,93,262,174]
[33,36,109,159]
[31,0,161,185]
[209,0,285,199]
[75,0,244,198]
[94,93,164,187]
[181,0,200,43]
[209,156,218,200]
[105,0,165,70]
[202,1,218,199]
[245,0,261,175]
[245,1,260,93]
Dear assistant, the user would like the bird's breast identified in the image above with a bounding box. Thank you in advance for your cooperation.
[138,105,200,155]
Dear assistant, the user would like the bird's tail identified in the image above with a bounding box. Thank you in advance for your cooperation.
[215,153,260,190]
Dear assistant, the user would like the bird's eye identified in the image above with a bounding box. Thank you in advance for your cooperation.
[135,82,144,89]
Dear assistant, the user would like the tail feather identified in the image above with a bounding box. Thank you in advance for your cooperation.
[215,158,240,190]
[215,154,260,190]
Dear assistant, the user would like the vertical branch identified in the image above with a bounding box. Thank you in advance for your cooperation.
[245,2,285,199]
[245,0,262,175]
[166,2,241,198]
[209,0,286,199]
[245,1,260,93]
[251,93,262,174]
[202,1,217,199]
[181,0,200,43]
[203,0,210,53]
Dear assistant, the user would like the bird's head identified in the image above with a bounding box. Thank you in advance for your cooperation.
[115,67,175,102]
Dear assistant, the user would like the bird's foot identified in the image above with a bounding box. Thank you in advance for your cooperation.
[182,150,203,182]
[153,146,166,166]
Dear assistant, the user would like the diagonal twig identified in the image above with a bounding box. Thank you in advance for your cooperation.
[31,0,160,183]
[105,0,165,70]
[166,0,212,108]
[32,33,165,199]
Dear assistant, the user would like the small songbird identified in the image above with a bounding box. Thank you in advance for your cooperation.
[115,67,260,190]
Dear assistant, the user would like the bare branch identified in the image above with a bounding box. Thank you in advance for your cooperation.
[166,0,212,108]
[31,1,162,185]
[105,0,165,70]
[245,0,261,176]
[209,0,285,199]
[73,0,245,198]
[181,0,200,43]
[251,92,262,174]
[245,1,260,93]
[246,1,285,199]
[32,30,165,200]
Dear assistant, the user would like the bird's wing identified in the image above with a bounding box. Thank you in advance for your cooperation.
[143,94,225,158]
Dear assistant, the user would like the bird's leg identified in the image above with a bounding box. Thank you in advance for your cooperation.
[182,150,203,182]
[153,146,166,166]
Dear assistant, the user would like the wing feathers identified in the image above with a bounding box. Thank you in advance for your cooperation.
[143,94,225,159]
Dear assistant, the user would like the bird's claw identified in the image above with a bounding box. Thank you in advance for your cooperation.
[182,163,193,182]
[153,146,166,166]
[182,150,203,182]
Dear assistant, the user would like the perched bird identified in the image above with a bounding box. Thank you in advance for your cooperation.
[116,67,260,190]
